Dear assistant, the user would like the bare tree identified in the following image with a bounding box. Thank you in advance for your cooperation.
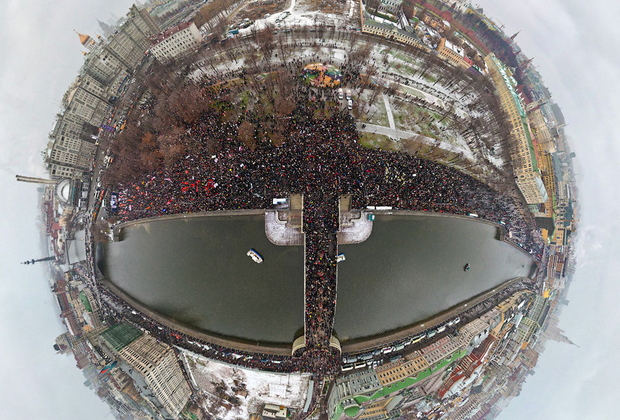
[257,26,275,63]
[237,120,256,150]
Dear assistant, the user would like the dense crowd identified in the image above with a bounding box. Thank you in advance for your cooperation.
[102,65,544,378]
[112,81,542,261]
[99,285,344,375]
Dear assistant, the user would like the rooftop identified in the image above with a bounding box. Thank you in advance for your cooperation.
[100,323,143,352]
[151,21,194,46]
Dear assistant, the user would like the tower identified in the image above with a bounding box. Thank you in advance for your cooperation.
[15,175,57,185]
[21,256,56,265]
[75,30,97,51]
[97,19,112,37]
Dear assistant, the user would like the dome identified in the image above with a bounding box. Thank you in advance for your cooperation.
[76,31,92,45]
[56,178,73,206]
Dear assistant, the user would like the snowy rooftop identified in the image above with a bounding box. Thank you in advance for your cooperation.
[181,350,312,420]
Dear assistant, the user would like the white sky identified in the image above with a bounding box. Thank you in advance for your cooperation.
[0,1,135,419]
[476,1,620,419]
[0,0,619,419]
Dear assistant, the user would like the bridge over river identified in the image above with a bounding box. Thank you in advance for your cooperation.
[100,207,534,362]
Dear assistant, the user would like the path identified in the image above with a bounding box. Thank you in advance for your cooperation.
[357,123,472,158]
[286,0,296,13]
[382,93,396,130]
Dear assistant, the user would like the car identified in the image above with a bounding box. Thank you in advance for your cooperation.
[347,99,353,110]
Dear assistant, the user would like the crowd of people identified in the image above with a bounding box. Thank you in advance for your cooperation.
[111,82,542,262]
[99,284,343,375]
[99,63,545,379]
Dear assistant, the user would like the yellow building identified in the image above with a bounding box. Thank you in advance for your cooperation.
[552,224,565,246]
[528,108,556,153]
[484,53,548,205]
[375,351,429,386]
[437,38,473,69]
[360,5,428,51]
[359,398,393,419]
[535,141,556,218]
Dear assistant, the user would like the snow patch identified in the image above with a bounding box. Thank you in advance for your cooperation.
[181,350,311,420]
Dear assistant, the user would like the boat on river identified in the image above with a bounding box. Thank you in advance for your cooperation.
[247,249,263,264]
[464,263,470,271]
[336,253,346,263]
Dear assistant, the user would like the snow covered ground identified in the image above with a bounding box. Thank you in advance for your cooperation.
[181,350,312,420]
[188,15,508,180]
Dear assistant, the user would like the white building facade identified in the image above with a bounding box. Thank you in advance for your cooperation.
[150,22,202,64]
[119,334,192,418]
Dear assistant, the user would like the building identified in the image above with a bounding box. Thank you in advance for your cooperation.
[456,319,490,354]
[119,334,192,418]
[528,107,556,153]
[375,352,429,386]
[436,38,473,69]
[534,141,557,218]
[99,323,144,355]
[149,21,202,64]
[62,73,112,126]
[45,108,99,179]
[361,12,427,50]
[515,295,550,345]
[420,335,462,366]
[484,53,548,205]
[81,4,159,87]
[378,0,403,14]
[47,5,160,181]
[436,0,471,13]
[106,5,159,66]
[262,404,288,419]
[327,369,382,420]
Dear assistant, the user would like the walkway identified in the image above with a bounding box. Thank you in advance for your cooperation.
[382,93,396,130]
[357,122,472,158]
[303,195,339,350]
[264,210,304,246]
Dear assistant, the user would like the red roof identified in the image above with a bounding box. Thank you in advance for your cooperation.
[152,21,193,46]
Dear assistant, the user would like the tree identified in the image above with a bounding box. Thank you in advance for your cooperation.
[158,126,187,168]
[237,120,256,150]
[257,26,275,63]
[271,132,286,147]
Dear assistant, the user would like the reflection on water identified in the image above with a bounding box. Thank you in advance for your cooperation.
[335,215,533,341]
[100,213,533,344]
[101,215,304,344]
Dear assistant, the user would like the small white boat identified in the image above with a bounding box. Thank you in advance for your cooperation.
[247,249,263,264]
[336,253,346,263]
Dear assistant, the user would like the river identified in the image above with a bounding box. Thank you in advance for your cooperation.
[99,212,533,345]
[335,214,533,341]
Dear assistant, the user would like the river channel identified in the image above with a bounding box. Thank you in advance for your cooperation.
[335,214,533,341]
[99,213,304,344]
[99,212,533,345]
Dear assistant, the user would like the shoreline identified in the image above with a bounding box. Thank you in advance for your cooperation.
[102,208,535,356]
